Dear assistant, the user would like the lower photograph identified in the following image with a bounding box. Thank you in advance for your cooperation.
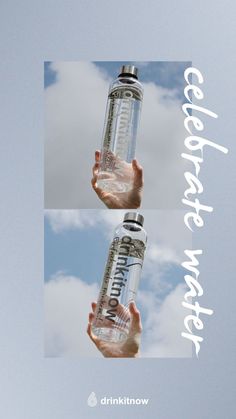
[44,209,192,358]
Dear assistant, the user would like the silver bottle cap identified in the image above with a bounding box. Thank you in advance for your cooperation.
[119,65,138,79]
[123,212,144,226]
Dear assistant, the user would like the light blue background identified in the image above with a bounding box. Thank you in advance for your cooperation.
[0,1,235,418]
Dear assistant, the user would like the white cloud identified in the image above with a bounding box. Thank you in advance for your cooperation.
[44,209,96,232]
[45,208,191,290]
[147,244,179,265]
[44,275,191,358]
[139,284,192,357]
[44,210,192,357]
[45,209,191,253]
[44,62,189,208]
[44,274,101,357]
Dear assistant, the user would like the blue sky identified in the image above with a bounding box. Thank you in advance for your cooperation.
[45,217,109,285]
[44,210,192,357]
[44,61,191,100]
[44,214,186,299]
[44,209,189,320]
[44,61,190,208]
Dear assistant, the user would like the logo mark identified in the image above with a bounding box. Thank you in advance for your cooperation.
[87,392,97,408]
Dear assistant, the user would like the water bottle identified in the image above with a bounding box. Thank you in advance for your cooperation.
[92,212,147,343]
[97,65,143,193]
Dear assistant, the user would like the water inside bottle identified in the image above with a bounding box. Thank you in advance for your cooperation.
[97,94,141,193]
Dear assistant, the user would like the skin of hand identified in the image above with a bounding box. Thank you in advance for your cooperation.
[91,150,143,209]
[87,301,142,358]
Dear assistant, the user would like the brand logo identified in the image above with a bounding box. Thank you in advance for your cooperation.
[94,236,145,327]
[101,396,149,406]
[105,236,141,323]
[87,392,149,407]
[87,392,97,407]
[103,85,142,159]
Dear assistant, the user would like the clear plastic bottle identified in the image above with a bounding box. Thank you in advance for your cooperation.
[97,65,143,193]
[92,212,147,343]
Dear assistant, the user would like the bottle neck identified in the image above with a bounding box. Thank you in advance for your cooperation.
[118,74,138,81]
[124,220,143,227]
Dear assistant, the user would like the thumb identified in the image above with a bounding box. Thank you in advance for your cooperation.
[132,159,143,190]
[129,301,142,335]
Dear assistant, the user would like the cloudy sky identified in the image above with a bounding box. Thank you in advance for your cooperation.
[44,209,192,358]
[44,61,191,208]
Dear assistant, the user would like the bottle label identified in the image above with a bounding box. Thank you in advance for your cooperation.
[102,86,142,162]
[108,86,142,101]
[95,235,145,325]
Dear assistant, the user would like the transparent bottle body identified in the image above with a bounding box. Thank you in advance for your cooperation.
[97,76,143,193]
[91,221,147,343]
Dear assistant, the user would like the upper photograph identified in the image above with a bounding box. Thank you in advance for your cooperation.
[44,61,190,209]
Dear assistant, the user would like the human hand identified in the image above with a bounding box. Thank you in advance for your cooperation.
[91,150,143,209]
[87,301,142,358]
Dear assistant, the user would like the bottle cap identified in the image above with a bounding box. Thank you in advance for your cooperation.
[119,65,138,79]
[123,212,144,226]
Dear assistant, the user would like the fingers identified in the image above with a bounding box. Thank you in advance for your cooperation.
[91,151,100,188]
[129,301,142,334]
[87,301,97,342]
[91,168,104,199]
[90,299,130,330]
[90,179,117,208]
[91,302,97,313]
[87,311,100,347]
[121,302,142,356]
[92,151,101,177]
[88,312,95,323]
[89,299,141,336]
[93,297,130,322]
[92,150,101,175]
[87,305,128,347]
[95,150,101,163]
[91,151,112,203]
[91,314,129,330]
[87,321,94,340]
[91,177,104,199]
[132,159,144,190]
[91,170,111,202]
[92,162,99,179]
